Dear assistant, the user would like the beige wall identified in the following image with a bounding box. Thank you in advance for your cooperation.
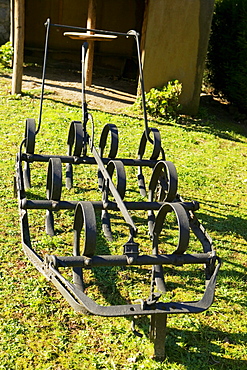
[142,0,214,115]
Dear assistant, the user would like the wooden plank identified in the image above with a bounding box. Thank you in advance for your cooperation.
[12,0,25,94]
[64,32,117,41]
[140,0,149,57]
[85,0,97,86]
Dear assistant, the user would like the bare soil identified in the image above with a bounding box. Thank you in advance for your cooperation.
[22,65,137,113]
[5,65,241,130]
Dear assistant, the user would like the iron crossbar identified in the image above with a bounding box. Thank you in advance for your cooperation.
[22,153,158,167]
[20,199,200,212]
[45,252,216,269]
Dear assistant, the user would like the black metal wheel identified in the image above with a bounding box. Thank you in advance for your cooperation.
[147,160,178,236]
[25,118,36,154]
[98,124,119,191]
[66,121,84,189]
[46,158,62,201]
[99,123,118,158]
[73,201,96,290]
[137,128,162,196]
[106,160,126,199]
[46,158,62,236]
[23,118,36,189]
[101,160,126,241]
[152,202,190,255]
[67,120,84,157]
[149,160,178,203]
[73,201,97,258]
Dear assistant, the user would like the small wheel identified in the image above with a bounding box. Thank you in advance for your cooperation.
[98,124,119,191]
[149,160,178,203]
[73,201,97,257]
[137,128,162,196]
[138,128,161,161]
[67,121,84,157]
[106,160,126,199]
[45,158,62,236]
[99,124,118,158]
[73,201,96,290]
[46,158,62,201]
[151,202,190,255]
[25,118,36,154]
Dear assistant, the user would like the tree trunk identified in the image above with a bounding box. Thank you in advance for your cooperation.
[12,0,25,95]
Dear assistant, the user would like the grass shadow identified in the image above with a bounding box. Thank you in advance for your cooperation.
[164,325,247,369]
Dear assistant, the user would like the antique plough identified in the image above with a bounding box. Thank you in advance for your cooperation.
[15,19,221,360]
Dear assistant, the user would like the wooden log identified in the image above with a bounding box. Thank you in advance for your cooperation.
[12,0,25,95]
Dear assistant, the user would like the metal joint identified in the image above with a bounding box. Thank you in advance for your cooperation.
[123,239,139,264]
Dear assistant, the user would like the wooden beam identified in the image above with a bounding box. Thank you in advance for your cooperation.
[85,0,97,87]
[64,33,116,41]
[12,0,25,95]
[140,0,149,61]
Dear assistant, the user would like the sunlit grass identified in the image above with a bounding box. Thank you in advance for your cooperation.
[0,67,246,369]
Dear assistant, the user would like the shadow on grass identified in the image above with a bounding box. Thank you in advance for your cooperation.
[18,80,247,150]
[164,325,247,369]
[195,198,247,242]
[51,95,247,144]
[123,315,246,368]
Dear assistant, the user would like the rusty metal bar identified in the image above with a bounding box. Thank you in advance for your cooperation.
[20,199,199,212]
[22,153,158,167]
[45,252,215,269]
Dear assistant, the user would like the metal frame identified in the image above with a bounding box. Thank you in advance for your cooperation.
[15,19,221,360]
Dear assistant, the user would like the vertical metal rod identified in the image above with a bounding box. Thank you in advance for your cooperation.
[36,18,51,134]
[130,31,151,144]
[81,42,88,127]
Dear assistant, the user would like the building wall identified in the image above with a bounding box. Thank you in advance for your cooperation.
[0,0,10,45]
[142,0,215,115]
[21,0,214,114]
[24,0,144,76]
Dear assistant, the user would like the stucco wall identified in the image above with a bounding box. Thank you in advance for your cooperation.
[142,0,214,115]
[0,0,10,45]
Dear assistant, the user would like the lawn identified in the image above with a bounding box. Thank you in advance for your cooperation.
[0,66,246,370]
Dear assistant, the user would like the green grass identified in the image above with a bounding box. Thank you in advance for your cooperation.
[0,67,246,369]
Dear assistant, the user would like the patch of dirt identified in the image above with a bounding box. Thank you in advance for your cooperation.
[22,65,137,113]
[8,65,241,131]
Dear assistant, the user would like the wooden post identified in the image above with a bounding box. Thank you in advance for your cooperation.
[85,0,97,86]
[140,0,149,61]
[12,0,25,95]
[150,313,167,361]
